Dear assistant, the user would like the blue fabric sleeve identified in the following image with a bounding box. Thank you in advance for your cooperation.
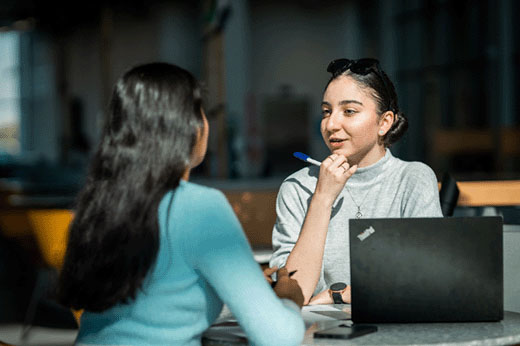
[182,189,305,346]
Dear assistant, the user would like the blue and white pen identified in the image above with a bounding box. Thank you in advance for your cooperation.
[293,152,321,167]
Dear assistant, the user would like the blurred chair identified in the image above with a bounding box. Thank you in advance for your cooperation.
[26,210,73,269]
[0,210,38,323]
[20,209,77,340]
[439,173,460,217]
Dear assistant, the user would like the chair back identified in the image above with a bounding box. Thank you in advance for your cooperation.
[25,210,74,270]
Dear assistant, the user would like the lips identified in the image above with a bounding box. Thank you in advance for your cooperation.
[329,138,346,148]
[329,138,346,143]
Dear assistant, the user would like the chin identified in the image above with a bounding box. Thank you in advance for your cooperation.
[330,147,352,158]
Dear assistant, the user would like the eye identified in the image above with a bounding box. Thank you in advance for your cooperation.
[344,109,357,116]
[321,109,331,118]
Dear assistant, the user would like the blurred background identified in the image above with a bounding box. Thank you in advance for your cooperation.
[0,0,519,185]
[0,0,519,343]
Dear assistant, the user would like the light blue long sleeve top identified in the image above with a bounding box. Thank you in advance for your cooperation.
[76,181,305,346]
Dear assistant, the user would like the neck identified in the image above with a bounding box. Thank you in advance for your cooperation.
[350,145,386,168]
[181,168,190,181]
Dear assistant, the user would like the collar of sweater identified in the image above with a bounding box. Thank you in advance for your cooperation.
[346,148,395,187]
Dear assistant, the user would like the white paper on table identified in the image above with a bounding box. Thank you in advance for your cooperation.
[302,305,351,329]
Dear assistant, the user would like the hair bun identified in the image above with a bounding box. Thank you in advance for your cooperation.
[384,111,408,147]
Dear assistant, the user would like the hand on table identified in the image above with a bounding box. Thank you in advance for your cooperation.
[263,266,304,308]
[308,285,351,305]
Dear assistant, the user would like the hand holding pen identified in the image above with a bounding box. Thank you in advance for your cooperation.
[294,152,357,174]
[266,267,304,308]
[270,270,298,288]
[294,152,357,205]
[263,266,297,287]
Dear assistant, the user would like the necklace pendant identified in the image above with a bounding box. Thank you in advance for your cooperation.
[356,207,362,219]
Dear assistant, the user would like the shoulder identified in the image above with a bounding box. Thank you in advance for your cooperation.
[402,161,437,181]
[160,181,230,221]
[284,165,318,182]
[278,165,319,196]
[163,182,241,241]
[388,155,442,216]
[390,156,438,188]
[177,181,227,204]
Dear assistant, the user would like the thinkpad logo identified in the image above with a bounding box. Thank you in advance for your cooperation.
[357,226,375,241]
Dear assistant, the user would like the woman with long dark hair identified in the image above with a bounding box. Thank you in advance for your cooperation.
[58,63,304,345]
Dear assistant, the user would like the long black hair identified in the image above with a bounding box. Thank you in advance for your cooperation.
[57,63,204,312]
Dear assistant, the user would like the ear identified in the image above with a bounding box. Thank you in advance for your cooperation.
[194,124,203,142]
[378,111,395,136]
[190,113,209,168]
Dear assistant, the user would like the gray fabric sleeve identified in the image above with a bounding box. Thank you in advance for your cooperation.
[270,180,307,270]
[401,162,443,217]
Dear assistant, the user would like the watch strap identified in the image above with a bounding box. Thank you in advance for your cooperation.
[331,291,344,304]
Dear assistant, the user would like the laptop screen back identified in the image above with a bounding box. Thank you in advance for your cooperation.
[349,217,503,323]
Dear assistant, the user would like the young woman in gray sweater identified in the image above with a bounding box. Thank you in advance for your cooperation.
[270,58,443,305]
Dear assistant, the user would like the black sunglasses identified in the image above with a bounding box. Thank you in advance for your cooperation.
[327,58,395,112]
[327,58,381,76]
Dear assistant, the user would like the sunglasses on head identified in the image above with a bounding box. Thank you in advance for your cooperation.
[327,58,395,112]
[327,58,382,76]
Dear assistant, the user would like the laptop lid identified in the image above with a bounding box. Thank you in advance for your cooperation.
[349,217,503,323]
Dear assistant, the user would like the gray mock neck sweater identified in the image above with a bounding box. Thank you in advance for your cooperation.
[270,149,443,294]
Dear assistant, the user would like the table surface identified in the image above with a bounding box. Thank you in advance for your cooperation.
[204,305,520,345]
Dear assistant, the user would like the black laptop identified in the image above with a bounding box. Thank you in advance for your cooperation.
[349,217,503,323]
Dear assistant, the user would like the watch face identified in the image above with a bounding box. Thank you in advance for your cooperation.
[330,282,347,291]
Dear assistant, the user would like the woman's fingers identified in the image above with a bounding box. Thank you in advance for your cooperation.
[346,164,358,176]
[326,154,346,168]
[321,153,337,168]
[263,266,278,276]
[316,154,357,204]
[339,162,349,174]
[323,154,353,178]
[336,161,357,177]
[308,288,336,305]
[307,286,351,305]
[273,267,304,307]
[277,267,288,278]
[263,266,278,284]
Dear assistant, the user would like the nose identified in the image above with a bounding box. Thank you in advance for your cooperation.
[325,111,341,132]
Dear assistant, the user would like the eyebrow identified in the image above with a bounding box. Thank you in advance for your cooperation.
[321,100,363,107]
[340,100,363,106]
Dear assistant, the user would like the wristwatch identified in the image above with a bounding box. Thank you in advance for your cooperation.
[329,282,347,304]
